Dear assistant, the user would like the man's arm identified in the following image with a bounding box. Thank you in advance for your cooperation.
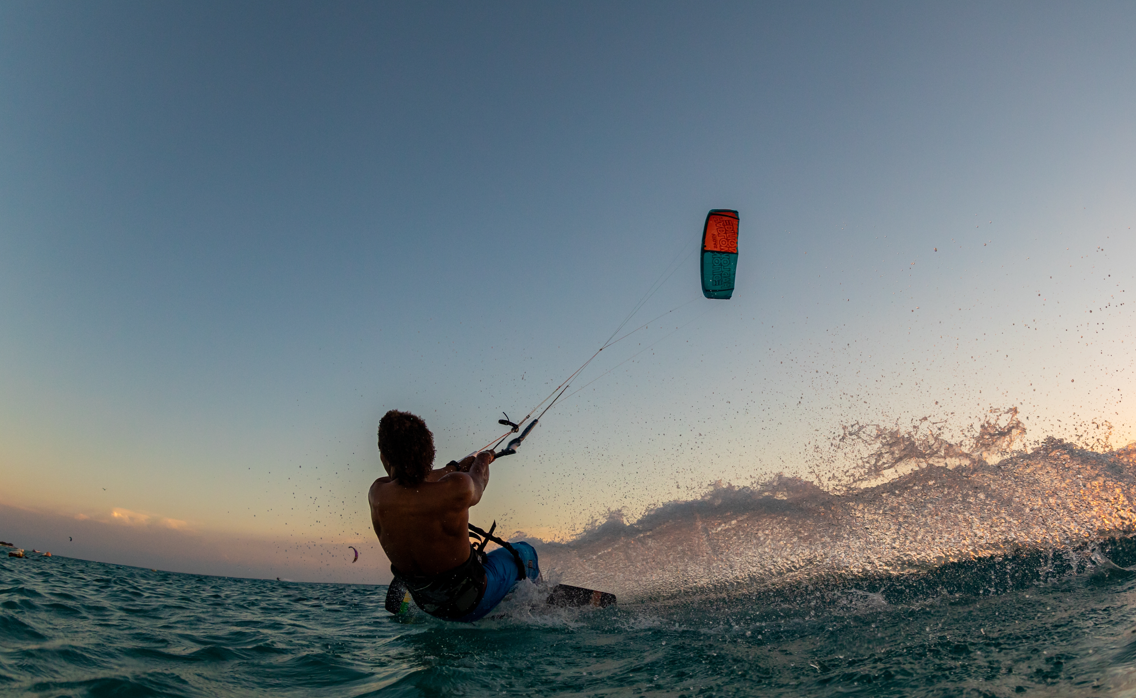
[432,450,492,506]
[463,451,492,505]
[421,451,493,510]
[420,448,475,479]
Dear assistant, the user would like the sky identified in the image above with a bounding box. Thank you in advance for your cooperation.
[1,1,1133,583]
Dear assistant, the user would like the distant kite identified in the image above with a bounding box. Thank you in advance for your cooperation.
[349,546,359,563]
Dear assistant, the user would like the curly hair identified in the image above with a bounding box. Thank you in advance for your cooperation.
[378,410,436,487]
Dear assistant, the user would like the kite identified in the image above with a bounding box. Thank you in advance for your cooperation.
[701,209,739,299]
[349,546,359,563]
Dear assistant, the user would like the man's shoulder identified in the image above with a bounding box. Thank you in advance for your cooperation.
[369,476,393,501]
[372,474,471,497]
[436,470,476,492]
[370,476,392,490]
[413,472,478,506]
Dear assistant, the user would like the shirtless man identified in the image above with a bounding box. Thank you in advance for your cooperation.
[368,410,539,621]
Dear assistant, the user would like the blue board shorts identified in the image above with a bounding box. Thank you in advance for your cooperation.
[455,542,539,622]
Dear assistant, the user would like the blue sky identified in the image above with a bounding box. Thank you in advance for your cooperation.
[1,1,1133,582]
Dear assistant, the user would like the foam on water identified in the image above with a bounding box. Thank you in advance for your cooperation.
[536,410,1136,601]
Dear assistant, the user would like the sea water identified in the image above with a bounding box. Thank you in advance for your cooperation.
[6,427,1136,695]
[6,543,1136,696]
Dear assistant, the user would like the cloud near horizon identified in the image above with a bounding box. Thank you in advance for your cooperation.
[109,507,189,531]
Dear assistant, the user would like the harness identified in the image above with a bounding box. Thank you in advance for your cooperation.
[390,545,487,620]
[467,521,527,581]
[386,521,526,619]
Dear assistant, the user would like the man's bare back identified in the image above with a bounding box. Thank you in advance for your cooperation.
[368,452,492,576]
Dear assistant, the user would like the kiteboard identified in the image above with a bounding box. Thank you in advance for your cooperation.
[545,584,617,609]
[384,578,616,615]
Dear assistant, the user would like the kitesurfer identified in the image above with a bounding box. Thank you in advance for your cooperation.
[369,410,539,621]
